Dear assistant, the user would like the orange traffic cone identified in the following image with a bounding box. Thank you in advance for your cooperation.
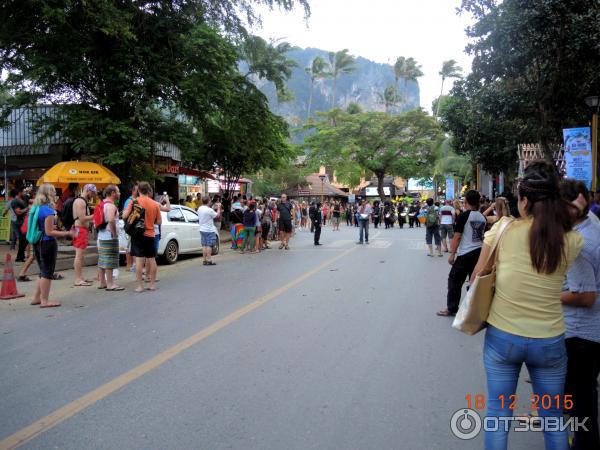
[0,253,25,300]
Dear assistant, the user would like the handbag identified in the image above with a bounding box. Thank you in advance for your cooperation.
[452,218,514,335]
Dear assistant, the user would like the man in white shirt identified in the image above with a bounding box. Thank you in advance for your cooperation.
[438,200,456,253]
[197,196,221,266]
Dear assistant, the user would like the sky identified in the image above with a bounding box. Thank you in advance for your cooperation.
[251,0,475,114]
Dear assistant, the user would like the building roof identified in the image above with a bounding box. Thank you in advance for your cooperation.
[286,173,348,197]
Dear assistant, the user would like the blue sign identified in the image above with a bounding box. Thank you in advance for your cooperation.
[445,177,455,200]
[498,173,504,195]
[563,127,593,189]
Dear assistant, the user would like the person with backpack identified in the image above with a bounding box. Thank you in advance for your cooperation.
[424,198,442,257]
[123,181,161,292]
[437,190,487,317]
[96,185,124,291]
[68,184,97,287]
[29,183,73,308]
[240,201,258,254]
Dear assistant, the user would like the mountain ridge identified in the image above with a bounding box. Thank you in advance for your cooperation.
[255,47,421,125]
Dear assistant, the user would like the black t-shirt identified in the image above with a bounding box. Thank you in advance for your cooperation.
[277,202,292,222]
[10,198,27,225]
[230,209,244,224]
[333,204,340,217]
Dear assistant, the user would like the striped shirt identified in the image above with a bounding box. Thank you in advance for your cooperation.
[563,216,600,343]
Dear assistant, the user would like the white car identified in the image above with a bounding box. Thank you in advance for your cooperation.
[119,205,220,264]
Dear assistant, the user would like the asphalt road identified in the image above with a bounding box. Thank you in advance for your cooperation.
[1,224,544,449]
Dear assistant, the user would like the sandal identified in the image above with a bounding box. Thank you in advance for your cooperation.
[204,261,216,266]
[74,281,92,287]
[18,275,32,282]
[40,302,61,308]
[106,286,125,291]
[52,273,64,280]
[436,309,456,317]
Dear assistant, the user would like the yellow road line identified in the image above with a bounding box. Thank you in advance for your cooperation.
[0,245,357,450]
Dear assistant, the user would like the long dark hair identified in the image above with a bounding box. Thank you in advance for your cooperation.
[518,160,573,274]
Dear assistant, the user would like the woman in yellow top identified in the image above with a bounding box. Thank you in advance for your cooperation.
[471,160,582,450]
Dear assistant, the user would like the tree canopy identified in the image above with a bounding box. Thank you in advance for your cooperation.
[442,0,600,173]
[303,108,442,199]
[0,0,309,182]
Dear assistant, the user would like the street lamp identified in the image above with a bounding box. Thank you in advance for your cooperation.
[318,174,326,205]
[585,95,599,192]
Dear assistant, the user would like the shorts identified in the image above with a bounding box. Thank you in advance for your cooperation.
[200,231,217,247]
[332,216,340,225]
[34,239,57,280]
[278,219,292,233]
[72,226,89,249]
[154,234,161,254]
[261,222,271,239]
[440,224,454,240]
[130,235,157,258]
[425,225,441,246]
[98,238,119,269]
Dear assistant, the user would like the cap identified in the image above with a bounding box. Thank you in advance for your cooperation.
[83,184,97,193]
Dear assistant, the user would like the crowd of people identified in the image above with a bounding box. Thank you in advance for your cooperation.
[4,162,600,449]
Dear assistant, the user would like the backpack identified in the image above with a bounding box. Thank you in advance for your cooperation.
[60,197,78,230]
[124,200,145,237]
[93,200,108,230]
[26,205,43,244]
[425,206,439,227]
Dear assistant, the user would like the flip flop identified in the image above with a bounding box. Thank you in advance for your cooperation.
[134,288,145,293]
[30,301,41,306]
[98,286,107,289]
[106,286,125,291]
[145,287,156,291]
[40,302,61,308]
[436,309,456,317]
[74,282,92,287]
[52,273,64,280]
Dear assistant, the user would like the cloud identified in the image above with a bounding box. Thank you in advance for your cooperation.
[251,0,474,114]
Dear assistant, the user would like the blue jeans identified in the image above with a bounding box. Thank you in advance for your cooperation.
[483,325,569,450]
[358,219,369,243]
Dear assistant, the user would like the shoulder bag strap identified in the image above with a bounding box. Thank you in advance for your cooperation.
[481,218,514,272]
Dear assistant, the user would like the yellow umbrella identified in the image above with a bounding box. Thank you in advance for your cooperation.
[37,161,120,188]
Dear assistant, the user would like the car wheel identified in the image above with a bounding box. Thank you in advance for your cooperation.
[211,236,220,256]
[163,240,178,264]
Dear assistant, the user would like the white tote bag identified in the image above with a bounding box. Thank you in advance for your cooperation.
[452,218,514,335]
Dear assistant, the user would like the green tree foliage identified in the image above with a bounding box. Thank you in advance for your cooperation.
[202,78,295,196]
[251,164,309,197]
[443,0,600,172]
[305,56,329,121]
[378,85,400,114]
[326,50,357,108]
[393,56,424,106]
[0,0,309,182]
[241,36,298,102]
[435,60,462,118]
[304,109,442,200]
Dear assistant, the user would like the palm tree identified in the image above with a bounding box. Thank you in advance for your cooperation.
[435,60,462,118]
[377,85,399,114]
[393,56,424,106]
[327,49,356,109]
[305,56,328,121]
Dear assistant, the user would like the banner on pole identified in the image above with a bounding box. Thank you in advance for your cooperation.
[563,127,593,189]
[445,177,455,200]
[498,173,504,195]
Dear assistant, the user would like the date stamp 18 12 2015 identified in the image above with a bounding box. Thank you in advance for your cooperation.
[465,393,574,411]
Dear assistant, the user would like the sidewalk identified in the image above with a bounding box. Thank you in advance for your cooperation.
[0,229,232,276]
